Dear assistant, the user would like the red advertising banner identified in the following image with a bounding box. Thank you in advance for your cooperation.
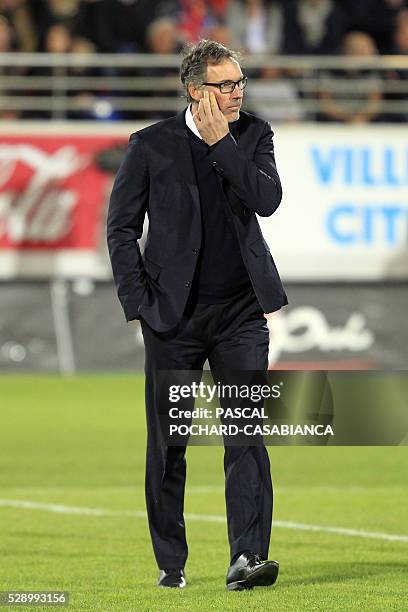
[0,125,132,278]
[0,135,124,249]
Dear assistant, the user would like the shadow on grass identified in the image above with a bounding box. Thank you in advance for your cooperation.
[279,560,407,588]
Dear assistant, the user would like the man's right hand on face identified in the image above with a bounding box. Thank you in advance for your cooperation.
[192,91,229,146]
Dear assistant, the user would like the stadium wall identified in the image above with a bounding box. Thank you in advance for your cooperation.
[0,122,407,281]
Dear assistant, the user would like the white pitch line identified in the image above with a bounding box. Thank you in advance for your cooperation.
[274,520,408,543]
[0,499,407,543]
[0,499,144,517]
[2,486,225,493]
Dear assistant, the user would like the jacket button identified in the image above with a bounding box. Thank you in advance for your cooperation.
[211,161,217,168]
[184,280,191,287]
[192,248,199,254]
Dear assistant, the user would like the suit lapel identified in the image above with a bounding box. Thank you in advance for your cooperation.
[171,108,251,212]
[173,109,201,215]
[232,110,250,150]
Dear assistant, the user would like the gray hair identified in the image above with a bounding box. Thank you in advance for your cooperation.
[180,39,241,103]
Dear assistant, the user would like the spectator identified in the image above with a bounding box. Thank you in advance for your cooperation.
[384,9,408,121]
[42,0,81,32]
[0,0,38,51]
[23,23,73,119]
[394,7,408,46]
[0,15,20,118]
[207,0,231,20]
[94,0,178,53]
[226,0,283,54]
[0,15,17,119]
[75,0,104,47]
[341,0,408,54]
[206,23,233,46]
[398,5,408,22]
[138,18,182,120]
[47,0,81,20]
[318,31,383,123]
[178,0,219,43]
[24,0,81,51]
[67,36,102,120]
[245,66,305,123]
[282,0,347,55]
[45,22,72,53]
[0,3,18,50]
[70,33,96,54]
[0,13,13,51]
[146,16,181,54]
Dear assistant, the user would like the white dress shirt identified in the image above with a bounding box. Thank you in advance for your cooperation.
[185,104,202,140]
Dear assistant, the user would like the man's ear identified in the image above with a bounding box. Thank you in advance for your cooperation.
[188,82,203,101]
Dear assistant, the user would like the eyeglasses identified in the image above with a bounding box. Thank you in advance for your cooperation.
[201,75,248,94]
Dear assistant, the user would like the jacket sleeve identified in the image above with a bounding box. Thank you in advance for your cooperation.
[206,121,282,217]
[107,133,149,322]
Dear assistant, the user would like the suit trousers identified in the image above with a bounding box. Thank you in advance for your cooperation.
[140,288,273,570]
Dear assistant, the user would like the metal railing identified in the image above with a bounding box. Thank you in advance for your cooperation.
[0,53,407,121]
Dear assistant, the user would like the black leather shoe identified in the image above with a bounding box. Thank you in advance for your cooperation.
[158,569,186,588]
[226,552,279,591]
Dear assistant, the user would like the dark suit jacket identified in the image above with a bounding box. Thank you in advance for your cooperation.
[107,108,288,332]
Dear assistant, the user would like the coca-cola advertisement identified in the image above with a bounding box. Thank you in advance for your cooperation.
[0,130,128,277]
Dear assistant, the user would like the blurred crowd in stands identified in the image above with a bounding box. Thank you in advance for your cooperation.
[0,0,407,122]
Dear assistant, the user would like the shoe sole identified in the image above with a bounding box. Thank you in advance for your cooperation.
[227,561,279,591]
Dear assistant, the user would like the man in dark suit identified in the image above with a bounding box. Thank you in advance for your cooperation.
[107,39,287,591]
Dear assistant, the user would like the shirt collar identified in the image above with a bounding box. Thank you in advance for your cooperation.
[185,104,240,141]
[185,104,202,140]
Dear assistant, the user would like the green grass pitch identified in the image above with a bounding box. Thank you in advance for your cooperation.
[0,375,407,611]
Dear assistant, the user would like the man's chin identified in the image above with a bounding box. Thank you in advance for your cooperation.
[226,109,241,122]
